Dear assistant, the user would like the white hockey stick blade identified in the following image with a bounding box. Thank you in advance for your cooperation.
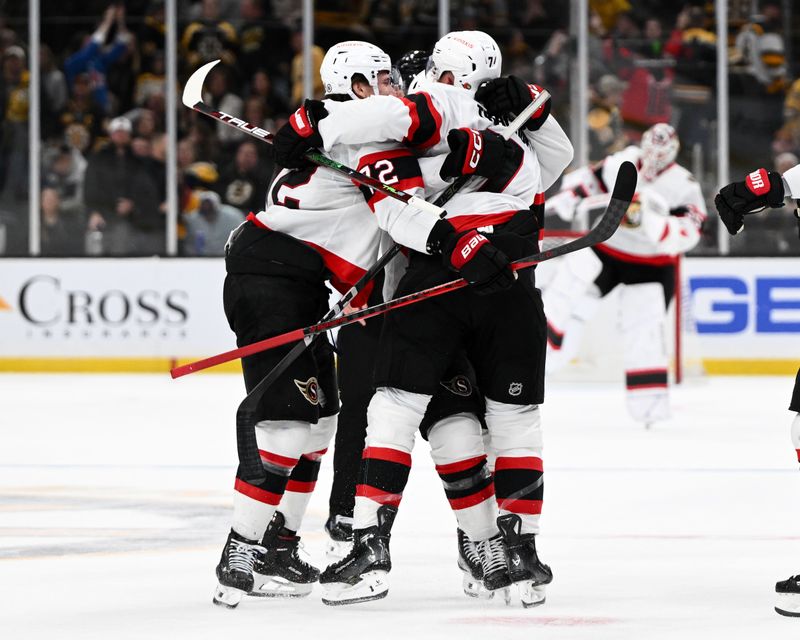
[183,59,220,108]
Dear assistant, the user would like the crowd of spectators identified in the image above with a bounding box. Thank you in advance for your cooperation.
[0,0,797,256]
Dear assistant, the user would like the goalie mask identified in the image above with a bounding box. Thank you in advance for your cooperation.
[640,123,679,181]
[426,30,502,95]
[320,41,392,100]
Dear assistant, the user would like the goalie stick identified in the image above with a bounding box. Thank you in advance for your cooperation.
[172,161,636,380]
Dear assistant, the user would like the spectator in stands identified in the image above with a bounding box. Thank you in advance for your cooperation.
[40,44,67,141]
[135,50,166,107]
[84,116,162,256]
[733,2,787,96]
[249,69,290,120]
[138,0,166,74]
[588,74,628,161]
[41,187,83,256]
[64,5,132,114]
[42,143,87,217]
[238,0,270,79]
[181,0,238,69]
[773,78,800,157]
[183,189,244,256]
[504,29,535,80]
[590,0,632,32]
[218,140,271,215]
[134,108,159,141]
[289,26,325,107]
[0,44,29,205]
[205,65,243,150]
[58,72,106,155]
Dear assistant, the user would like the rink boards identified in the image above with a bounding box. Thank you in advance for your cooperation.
[0,257,797,374]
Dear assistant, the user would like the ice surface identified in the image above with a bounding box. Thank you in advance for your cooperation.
[1,373,799,639]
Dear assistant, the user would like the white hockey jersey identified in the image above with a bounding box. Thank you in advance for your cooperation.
[784,164,800,198]
[254,99,441,298]
[553,145,706,264]
[318,83,573,232]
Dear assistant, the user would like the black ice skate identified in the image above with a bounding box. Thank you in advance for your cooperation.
[497,514,553,608]
[319,505,397,606]
[457,529,510,602]
[324,513,354,563]
[250,511,319,599]
[775,575,800,617]
[478,533,512,591]
[213,529,265,608]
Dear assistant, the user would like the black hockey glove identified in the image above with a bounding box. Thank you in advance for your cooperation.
[272,99,328,169]
[714,168,785,235]
[475,77,551,131]
[439,128,520,180]
[428,220,515,295]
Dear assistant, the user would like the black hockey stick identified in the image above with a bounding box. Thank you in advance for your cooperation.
[179,161,636,384]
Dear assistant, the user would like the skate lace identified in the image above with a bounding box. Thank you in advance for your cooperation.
[479,536,507,575]
[460,535,481,568]
[228,538,260,574]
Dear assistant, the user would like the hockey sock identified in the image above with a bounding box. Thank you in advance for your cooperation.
[428,413,498,541]
[232,420,310,541]
[486,400,544,535]
[279,449,326,532]
[353,388,424,528]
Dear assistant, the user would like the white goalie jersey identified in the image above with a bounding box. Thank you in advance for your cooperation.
[550,145,706,264]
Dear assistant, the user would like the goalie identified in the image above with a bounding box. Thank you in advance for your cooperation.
[543,123,706,426]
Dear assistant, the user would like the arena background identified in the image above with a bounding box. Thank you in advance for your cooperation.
[0,0,797,372]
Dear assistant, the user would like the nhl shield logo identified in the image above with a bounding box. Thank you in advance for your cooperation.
[508,382,523,397]
[294,377,320,405]
[440,375,472,397]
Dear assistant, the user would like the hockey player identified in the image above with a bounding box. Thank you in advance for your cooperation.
[543,123,706,426]
[273,30,573,606]
[213,40,515,608]
[714,164,800,617]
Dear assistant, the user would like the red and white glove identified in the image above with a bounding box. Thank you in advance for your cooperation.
[272,99,328,169]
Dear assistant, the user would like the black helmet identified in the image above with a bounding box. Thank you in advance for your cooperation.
[394,49,429,92]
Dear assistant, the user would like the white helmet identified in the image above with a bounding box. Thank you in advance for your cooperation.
[320,41,392,99]
[640,123,680,181]
[426,30,502,94]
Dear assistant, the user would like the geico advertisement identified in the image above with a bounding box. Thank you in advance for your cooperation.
[684,257,800,359]
[0,259,233,357]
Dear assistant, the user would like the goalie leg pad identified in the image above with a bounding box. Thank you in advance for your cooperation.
[232,419,310,541]
[353,388,423,528]
[428,413,498,541]
[620,283,670,424]
[485,400,544,535]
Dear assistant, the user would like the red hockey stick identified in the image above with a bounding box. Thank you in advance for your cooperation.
[171,161,636,378]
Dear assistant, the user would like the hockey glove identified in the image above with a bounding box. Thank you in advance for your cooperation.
[272,99,328,169]
[430,221,515,295]
[714,168,785,235]
[475,77,551,131]
[439,128,520,180]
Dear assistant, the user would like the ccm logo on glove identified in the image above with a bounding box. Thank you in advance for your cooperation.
[465,129,483,173]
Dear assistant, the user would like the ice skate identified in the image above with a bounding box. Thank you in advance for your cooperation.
[319,505,397,606]
[497,514,553,608]
[477,533,512,592]
[775,575,800,617]
[325,513,354,563]
[213,529,265,608]
[250,511,319,599]
[457,528,492,599]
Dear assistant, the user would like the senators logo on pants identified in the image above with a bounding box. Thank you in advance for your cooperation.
[440,375,473,397]
[294,377,320,405]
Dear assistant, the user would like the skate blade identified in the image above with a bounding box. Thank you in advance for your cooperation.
[518,581,547,608]
[321,571,389,606]
[462,573,493,600]
[775,593,800,617]
[250,573,314,599]
[213,583,246,609]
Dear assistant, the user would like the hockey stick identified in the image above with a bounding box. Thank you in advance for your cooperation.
[176,161,636,380]
[171,89,550,380]
[182,59,444,218]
